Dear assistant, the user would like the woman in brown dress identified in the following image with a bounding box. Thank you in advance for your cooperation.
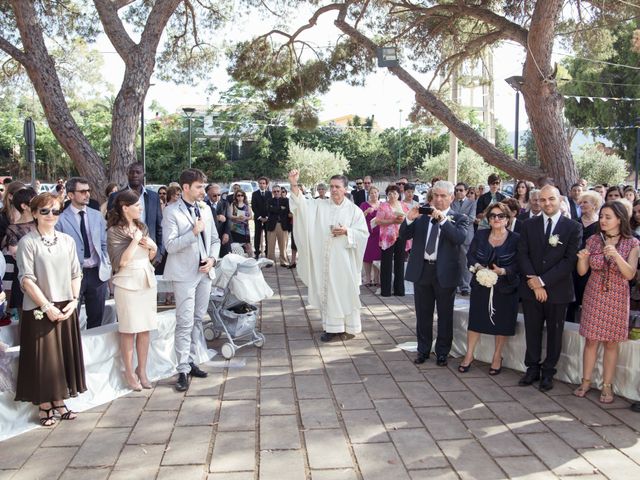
[15,193,85,426]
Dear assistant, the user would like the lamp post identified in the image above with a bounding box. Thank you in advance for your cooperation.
[505,76,524,161]
[398,109,403,177]
[182,107,196,168]
[140,83,155,184]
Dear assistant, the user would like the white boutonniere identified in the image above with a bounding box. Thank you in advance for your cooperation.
[197,201,207,210]
[447,215,455,223]
[33,309,44,320]
[548,234,562,247]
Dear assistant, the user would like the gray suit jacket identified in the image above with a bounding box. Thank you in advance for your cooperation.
[162,198,220,282]
[450,198,476,246]
[56,206,112,282]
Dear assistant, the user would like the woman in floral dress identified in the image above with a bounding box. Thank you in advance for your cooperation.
[574,201,639,403]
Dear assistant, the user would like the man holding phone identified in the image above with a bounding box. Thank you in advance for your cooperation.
[400,181,469,366]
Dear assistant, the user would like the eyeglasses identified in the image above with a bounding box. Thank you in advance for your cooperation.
[39,208,61,216]
[363,182,371,185]
[210,194,219,198]
[396,182,406,186]
[488,213,507,220]
[71,189,91,194]
[356,182,363,186]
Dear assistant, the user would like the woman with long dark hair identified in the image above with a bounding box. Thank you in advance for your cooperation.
[574,201,639,404]
[107,190,158,391]
[514,180,530,214]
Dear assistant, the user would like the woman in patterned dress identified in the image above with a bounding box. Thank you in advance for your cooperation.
[574,201,639,403]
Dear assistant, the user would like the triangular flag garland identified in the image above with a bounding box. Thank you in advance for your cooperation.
[564,95,640,102]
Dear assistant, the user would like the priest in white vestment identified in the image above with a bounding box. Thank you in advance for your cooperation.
[288,170,369,342]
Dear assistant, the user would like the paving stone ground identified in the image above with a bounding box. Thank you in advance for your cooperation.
[2,266,640,479]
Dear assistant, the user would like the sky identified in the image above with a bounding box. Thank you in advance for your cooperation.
[95,6,533,135]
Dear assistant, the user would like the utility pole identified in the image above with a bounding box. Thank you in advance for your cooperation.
[448,68,459,184]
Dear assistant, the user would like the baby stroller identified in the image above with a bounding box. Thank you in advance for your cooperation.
[205,254,274,359]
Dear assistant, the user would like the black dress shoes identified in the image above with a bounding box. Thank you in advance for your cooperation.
[320,332,340,342]
[518,370,541,386]
[631,402,640,413]
[414,353,429,365]
[436,355,448,367]
[539,376,554,392]
[189,363,208,378]
[175,373,189,392]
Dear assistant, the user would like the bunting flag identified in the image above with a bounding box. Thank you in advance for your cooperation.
[564,94,640,102]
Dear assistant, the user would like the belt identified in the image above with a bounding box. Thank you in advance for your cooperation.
[424,259,437,264]
[82,266,99,271]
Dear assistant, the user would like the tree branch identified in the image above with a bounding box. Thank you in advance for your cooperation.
[0,36,26,64]
[93,0,136,60]
[112,0,136,9]
[139,0,183,59]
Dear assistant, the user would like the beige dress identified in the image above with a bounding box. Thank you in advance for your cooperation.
[112,245,158,333]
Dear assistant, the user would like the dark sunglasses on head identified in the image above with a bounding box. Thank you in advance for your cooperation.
[488,213,507,220]
[39,208,61,216]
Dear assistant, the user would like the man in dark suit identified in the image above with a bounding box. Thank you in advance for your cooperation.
[517,185,582,391]
[517,189,542,222]
[400,180,469,366]
[107,162,163,265]
[206,183,231,257]
[352,178,365,205]
[57,177,111,329]
[251,176,271,259]
[265,185,291,266]
[568,183,583,220]
[450,182,476,295]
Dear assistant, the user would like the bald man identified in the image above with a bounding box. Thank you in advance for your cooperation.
[517,185,582,392]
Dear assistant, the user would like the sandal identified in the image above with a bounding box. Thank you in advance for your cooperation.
[458,361,472,373]
[489,358,503,376]
[600,383,614,404]
[573,378,591,398]
[39,406,56,427]
[53,402,77,420]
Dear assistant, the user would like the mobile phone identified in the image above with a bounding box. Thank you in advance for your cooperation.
[419,206,434,215]
[199,260,208,267]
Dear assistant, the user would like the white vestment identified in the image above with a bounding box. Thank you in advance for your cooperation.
[290,191,369,334]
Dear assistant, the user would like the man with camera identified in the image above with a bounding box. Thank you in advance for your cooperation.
[400,181,469,366]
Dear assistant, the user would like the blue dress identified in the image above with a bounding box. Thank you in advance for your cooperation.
[467,229,520,336]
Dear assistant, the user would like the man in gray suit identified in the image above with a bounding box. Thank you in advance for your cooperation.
[163,169,220,392]
[56,177,111,329]
[450,182,476,295]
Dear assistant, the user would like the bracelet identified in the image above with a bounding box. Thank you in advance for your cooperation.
[41,302,53,313]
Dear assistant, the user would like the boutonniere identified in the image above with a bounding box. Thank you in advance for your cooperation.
[33,309,44,320]
[447,215,455,223]
[197,201,207,210]
[548,234,562,247]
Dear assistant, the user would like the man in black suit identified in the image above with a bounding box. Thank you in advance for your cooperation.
[568,183,583,221]
[517,185,582,391]
[251,176,271,259]
[206,183,231,257]
[400,180,469,366]
[517,189,542,222]
[352,178,365,206]
[265,185,291,266]
[107,162,163,265]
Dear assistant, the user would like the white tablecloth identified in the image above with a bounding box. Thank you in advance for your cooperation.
[0,309,214,441]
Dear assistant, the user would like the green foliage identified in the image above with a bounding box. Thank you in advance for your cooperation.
[574,144,628,186]
[286,144,349,188]
[417,147,501,187]
[520,130,540,167]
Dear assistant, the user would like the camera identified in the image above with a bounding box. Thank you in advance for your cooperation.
[418,206,434,215]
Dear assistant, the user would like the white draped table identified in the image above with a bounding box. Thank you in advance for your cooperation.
[0,309,214,441]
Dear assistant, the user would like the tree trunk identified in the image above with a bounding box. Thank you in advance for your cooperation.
[521,0,578,194]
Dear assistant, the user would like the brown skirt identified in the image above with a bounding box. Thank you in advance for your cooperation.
[15,301,87,405]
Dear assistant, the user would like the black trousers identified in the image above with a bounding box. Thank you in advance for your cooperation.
[521,299,568,377]
[413,262,456,357]
[80,267,108,329]
[253,219,268,256]
[380,240,405,296]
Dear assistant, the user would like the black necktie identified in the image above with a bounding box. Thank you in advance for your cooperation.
[79,210,91,259]
[545,217,552,242]
[425,219,439,255]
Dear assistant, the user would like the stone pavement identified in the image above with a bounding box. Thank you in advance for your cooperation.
[1,266,640,480]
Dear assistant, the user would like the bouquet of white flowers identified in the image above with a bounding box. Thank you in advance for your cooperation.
[469,264,499,324]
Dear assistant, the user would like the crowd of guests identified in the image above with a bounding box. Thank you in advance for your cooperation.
[3,167,640,428]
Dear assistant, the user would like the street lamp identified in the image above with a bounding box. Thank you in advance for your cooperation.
[140,83,155,183]
[398,109,403,177]
[505,75,524,161]
[182,107,196,168]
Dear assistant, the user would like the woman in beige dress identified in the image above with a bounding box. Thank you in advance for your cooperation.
[107,190,158,391]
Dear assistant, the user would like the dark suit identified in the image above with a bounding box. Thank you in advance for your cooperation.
[568,198,581,220]
[265,196,291,265]
[207,198,231,257]
[107,187,163,261]
[517,211,541,223]
[401,210,469,357]
[476,191,506,218]
[251,189,271,257]
[510,217,523,234]
[352,189,366,206]
[517,214,582,377]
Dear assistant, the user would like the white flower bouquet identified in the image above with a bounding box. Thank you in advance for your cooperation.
[469,264,499,324]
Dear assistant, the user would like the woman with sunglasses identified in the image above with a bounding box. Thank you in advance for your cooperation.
[14,193,85,426]
[227,190,254,256]
[459,202,520,375]
[157,186,168,210]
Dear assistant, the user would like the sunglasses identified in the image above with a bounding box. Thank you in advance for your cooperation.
[488,213,507,220]
[356,182,363,185]
[39,208,61,216]
[396,182,406,186]
[71,189,91,194]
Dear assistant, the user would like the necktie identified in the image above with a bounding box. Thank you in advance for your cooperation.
[79,210,91,259]
[190,205,208,261]
[544,217,552,242]
[425,219,439,255]
[459,200,463,208]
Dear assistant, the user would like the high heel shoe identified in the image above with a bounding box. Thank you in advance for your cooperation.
[458,361,472,373]
[135,368,153,389]
[489,358,503,376]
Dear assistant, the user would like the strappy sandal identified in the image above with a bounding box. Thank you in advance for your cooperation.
[600,384,614,404]
[39,406,56,427]
[458,361,472,373]
[489,358,504,376]
[573,378,591,398]
[53,402,77,420]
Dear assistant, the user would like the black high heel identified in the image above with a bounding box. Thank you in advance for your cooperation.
[489,358,503,376]
[53,402,77,420]
[458,362,472,373]
[39,406,56,426]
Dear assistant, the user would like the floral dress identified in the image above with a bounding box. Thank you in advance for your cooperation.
[580,235,639,342]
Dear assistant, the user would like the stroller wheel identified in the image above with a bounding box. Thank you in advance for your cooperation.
[204,325,219,342]
[221,342,236,359]
[254,332,266,348]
